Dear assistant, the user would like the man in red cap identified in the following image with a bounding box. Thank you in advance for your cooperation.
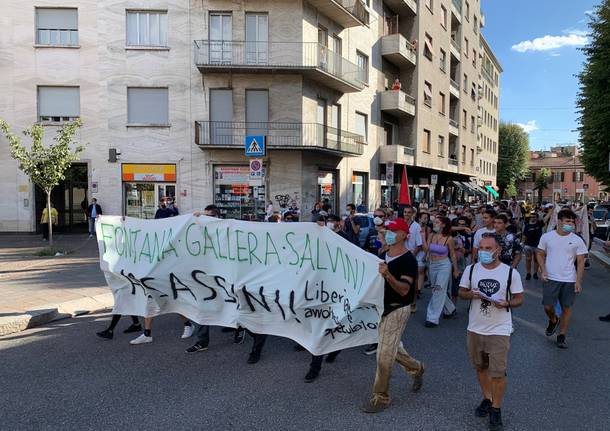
[362,218,425,413]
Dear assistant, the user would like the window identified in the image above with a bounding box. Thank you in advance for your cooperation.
[573,171,584,182]
[127,11,168,47]
[474,16,478,34]
[36,8,78,46]
[246,14,269,65]
[470,149,475,166]
[208,13,232,63]
[464,38,469,57]
[462,109,467,129]
[352,172,368,209]
[441,5,448,29]
[471,115,475,133]
[439,49,447,72]
[210,89,233,141]
[465,1,470,21]
[426,0,433,13]
[424,81,433,107]
[423,129,431,153]
[127,87,169,125]
[355,112,368,143]
[438,135,445,157]
[356,51,369,84]
[461,145,467,163]
[246,90,269,136]
[439,92,446,115]
[471,83,477,100]
[424,33,433,61]
[38,86,80,122]
[463,74,468,92]
[553,172,564,182]
[472,49,477,67]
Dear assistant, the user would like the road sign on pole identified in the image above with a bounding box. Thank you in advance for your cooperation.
[245,136,266,157]
[430,174,438,185]
[386,162,394,184]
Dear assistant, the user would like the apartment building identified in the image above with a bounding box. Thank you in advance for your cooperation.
[0,0,500,233]
[477,35,501,194]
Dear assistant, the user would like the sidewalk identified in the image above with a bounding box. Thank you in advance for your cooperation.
[0,233,113,336]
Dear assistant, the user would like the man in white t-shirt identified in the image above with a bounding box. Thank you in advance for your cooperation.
[471,209,497,264]
[459,234,524,431]
[536,208,587,349]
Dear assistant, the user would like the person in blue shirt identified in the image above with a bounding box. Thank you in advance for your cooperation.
[87,198,103,238]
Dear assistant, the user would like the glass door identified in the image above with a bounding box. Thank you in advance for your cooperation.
[317,170,337,212]
[246,13,268,65]
[209,13,232,64]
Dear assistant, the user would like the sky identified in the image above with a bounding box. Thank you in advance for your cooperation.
[481,0,599,151]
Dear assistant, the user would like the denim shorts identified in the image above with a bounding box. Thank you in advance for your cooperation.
[543,280,576,308]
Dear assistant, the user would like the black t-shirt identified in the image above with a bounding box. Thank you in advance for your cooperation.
[522,222,543,247]
[380,250,418,314]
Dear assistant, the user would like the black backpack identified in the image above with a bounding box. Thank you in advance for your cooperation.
[468,263,513,312]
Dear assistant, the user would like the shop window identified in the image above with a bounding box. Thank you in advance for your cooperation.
[214,166,267,220]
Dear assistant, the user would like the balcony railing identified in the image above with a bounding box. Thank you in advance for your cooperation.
[448,158,459,166]
[195,121,364,156]
[482,67,494,85]
[308,0,369,27]
[451,38,461,52]
[449,118,459,128]
[194,40,365,92]
[404,146,416,156]
[450,78,460,91]
[37,28,78,46]
[452,0,462,13]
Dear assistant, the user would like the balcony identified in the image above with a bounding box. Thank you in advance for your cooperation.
[380,90,416,117]
[195,121,364,156]
[451,0,462,20]
[449,118,460,136]
[384,0,417,15]
[381,33,417,68]
[450,38,461,59]
[450,78,460,97]
[194,40,365,93]
[447,157,459,172]
[482,67,494,85]
[307,0,369,27]
[379,144,415,166]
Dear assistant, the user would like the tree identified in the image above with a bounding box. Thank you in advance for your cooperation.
[497,123,530,198]
[0,120,85,246]
[534,167,552,204]
[577,2,610,189]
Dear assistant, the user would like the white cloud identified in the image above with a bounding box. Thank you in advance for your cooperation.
[516,121,539,134]
[550,53,561,57]
[511,32,589,53]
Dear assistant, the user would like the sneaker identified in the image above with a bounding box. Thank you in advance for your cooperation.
[424,321,438,328]
[475,399,492,417]
[304,368,319,383]
[181,325,194,339]
[442,310,457,319]
[556,334,568,349]
[88,234,93,239]
[234,328,246,344]
[525,273,531,280]
[130,334,153,345]
[599,313,610,322]
[247,351,261,364]
[412,362,425,392]
[96,329,113,340]
[364,344,378,356]
[361,397,389,414]
[325,352,338,363]
[545,317,560,337]
[123,324,142,334]
[533,273,539,280]
[489,407,504,431]
[185,342,208,353]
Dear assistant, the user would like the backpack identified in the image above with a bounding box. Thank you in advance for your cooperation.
[468,263,513,313]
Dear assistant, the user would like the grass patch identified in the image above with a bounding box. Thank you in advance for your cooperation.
[33,248,68,257]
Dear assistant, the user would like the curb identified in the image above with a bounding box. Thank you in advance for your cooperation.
[0,292,113,337]
[590,250,610,271]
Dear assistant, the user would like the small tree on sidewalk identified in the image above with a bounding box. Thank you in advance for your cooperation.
[0,120,85,247]
[534,168,552,205]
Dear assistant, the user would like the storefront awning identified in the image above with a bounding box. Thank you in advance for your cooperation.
[468,182,489,197]
[458,181,479,195]
[450,181,469,192]
[485,185,500,198]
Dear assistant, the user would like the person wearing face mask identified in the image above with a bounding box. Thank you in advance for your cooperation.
[472,209,497,264]
[342,203,361,245]
[458,234,525,431]
[536,209,587,349]
[423,217,460,327]
[361,218,424,413]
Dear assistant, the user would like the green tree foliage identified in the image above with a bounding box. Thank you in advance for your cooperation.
[498,123,530,198]
[578,2,610,189]
[534,167,552,204]
[0,120,85,246]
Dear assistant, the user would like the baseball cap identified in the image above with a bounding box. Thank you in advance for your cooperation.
[386,218,409,232]
[544,203,554,209]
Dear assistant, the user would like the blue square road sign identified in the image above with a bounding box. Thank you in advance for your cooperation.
[245,135,266,157]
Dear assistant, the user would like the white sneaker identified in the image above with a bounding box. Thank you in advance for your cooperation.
[130,334,153,345]
[181,325,194,339]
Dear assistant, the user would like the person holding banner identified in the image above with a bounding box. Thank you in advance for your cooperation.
[361,218,424,414]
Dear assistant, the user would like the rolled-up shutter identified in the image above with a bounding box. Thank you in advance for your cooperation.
[38,87,80,117]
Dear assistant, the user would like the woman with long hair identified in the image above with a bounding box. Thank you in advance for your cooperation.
[424,216,460,327]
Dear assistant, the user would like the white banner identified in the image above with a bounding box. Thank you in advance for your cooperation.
[96,215,384,355]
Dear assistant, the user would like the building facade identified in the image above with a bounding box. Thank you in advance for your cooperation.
[0,0,500,232]
[517,146,608,203]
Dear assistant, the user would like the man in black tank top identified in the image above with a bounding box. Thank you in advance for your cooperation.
[361,218,425,413]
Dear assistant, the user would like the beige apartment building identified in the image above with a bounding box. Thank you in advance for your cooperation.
[0,0,500,233]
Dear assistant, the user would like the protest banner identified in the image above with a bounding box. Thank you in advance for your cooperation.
[96,215,384,355]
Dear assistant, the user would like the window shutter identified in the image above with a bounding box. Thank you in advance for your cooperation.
[38,87,80,117]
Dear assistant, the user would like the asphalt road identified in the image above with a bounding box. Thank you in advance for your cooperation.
[1,260,609,431]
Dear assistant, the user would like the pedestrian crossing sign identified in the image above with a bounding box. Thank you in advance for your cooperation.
[245,135,266,156]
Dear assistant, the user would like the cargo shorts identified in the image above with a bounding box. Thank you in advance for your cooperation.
[467,331,510,378]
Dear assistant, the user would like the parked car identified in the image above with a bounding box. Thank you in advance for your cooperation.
[353,213,375,249]
[592,204,610,239]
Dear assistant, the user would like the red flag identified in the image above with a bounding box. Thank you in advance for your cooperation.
[399,166,411,205]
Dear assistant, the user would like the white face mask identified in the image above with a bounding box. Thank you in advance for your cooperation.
[326,222,336,230]
[373,217,383,226]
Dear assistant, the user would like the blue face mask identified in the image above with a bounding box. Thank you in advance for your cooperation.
[478,250,495,264]
[562,224,574,233]
[385,231,398,246]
